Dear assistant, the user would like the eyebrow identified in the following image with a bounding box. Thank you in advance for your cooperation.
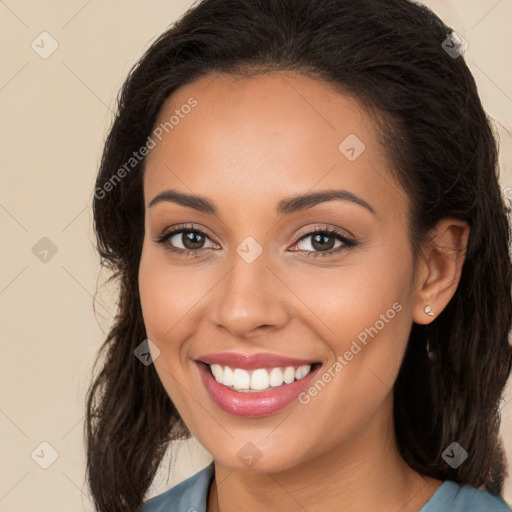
[148,188,376,215]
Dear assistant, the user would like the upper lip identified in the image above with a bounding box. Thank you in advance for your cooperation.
[196,352,319,370]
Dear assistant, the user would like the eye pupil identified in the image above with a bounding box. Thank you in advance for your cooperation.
[312,233,335,251]
[183,231,204,249]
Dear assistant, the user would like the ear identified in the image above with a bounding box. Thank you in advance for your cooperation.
[412,218,470,325]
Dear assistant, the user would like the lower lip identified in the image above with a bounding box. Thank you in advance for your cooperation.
[196,361,321,418]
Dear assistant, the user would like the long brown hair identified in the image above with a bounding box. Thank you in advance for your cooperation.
[85,0,512,510]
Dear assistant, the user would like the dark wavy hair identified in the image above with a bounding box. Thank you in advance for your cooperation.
[85,0,512,510]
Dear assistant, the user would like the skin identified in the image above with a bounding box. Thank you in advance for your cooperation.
[138,70,470,512]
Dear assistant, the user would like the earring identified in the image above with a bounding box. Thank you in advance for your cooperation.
[424,305,437,362]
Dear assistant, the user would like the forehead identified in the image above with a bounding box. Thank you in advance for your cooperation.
[142,70,407,222]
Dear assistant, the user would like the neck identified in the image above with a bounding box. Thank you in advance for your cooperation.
[207,395,442,512]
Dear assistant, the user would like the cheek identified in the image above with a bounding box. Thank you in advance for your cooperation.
[288,255,411,347]
[138,243,206,346]
[138,246,200,415]
[289,266,412,451]
[291,242,414,391]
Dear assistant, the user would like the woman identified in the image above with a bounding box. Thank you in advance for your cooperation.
[85,0,512,510]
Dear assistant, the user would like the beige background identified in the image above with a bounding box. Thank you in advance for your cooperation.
[1,1,511,510]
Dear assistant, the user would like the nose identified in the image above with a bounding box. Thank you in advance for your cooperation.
[208,248,290,340]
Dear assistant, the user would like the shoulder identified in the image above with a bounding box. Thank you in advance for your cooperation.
[140,462,215,512]
[420,480,511,512]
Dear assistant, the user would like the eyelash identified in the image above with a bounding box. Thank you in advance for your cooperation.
[154,223,357,259]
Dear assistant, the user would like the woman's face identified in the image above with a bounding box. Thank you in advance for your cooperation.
[138,70,420,472]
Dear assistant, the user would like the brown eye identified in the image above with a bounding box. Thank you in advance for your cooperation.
[172,230,209,250]
[155,224,218,256]
[297,232,340,252]
[289,227,357,259]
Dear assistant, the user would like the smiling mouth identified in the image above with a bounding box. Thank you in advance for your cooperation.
[200,361,322,393]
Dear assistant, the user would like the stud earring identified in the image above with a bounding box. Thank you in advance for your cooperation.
[424,305,434,316]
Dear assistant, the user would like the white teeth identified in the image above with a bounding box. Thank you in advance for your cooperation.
[223,365,234,387]
[250,369,269,390]
[283,366,295,384]
[233,368,250,390]
[211,363,223,383]
[295,365,311,380]
[208,363,313,392]
[269,367,284,387]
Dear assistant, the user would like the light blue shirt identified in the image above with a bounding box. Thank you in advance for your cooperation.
[140,462,512,511]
